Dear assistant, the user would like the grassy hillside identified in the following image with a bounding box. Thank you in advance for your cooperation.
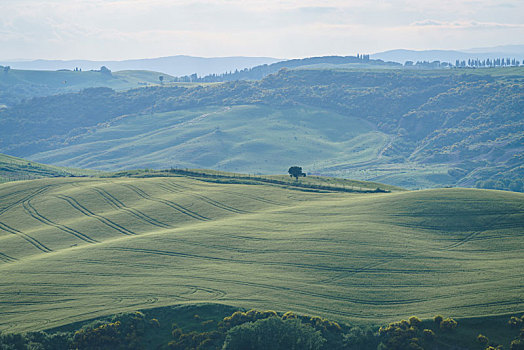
[0,68,176,106]
[0,174,522,334]
[0,153,99,183]
[27,105,387,173]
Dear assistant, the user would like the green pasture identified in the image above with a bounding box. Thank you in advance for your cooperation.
[29,105,388,173]
[0,174,522,333]
[0,68,179,95]
[0,153,100,183]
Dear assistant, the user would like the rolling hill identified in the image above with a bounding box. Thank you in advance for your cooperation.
[0,173,522,335]
[1,67,521,191]
[0,68,177,107]
[0,153,99,183]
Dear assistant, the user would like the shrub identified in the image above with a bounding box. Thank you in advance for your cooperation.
[169,329,222,350]
[282,311,298,320]
[150,318,160,328]
[222,317,325,350]
[477,334,489,346]
[378,321,418,350]
[510,316,524,328]
[172,328,183,339]
[434,315,444,325]
[26,331,72,350]
[440,318,458,331]
[0,332,30,349]
[342,326,378,349]
[422,329,435,341]
[408,316,422,328]
[71,312,149,350]
[407,338,424,350]
[511,339,524,350]
[222,309,279,329]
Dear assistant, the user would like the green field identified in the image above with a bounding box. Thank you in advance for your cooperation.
[0,174,522,334]
[0,153,100,183]
[28,105,389,174]
[0,68,187,107]
[0,68,174,92]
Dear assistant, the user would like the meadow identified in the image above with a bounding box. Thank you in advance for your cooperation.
[0,172,522,338]
[28,105,387,175]
[0,153,100,183]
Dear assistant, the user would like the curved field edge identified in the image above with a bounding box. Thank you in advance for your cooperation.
[0,176,522,333]
[4,303,524,350]
[0,153,102,183]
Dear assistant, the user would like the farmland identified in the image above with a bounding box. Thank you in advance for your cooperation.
[0,173,522,335]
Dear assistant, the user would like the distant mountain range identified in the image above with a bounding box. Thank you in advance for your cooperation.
[372,45,524,64]
[0,56,281,77]
[3,45,523,76]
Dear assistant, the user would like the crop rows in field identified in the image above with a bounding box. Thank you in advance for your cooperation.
[0,176,522,332]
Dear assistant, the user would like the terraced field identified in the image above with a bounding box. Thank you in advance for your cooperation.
[0,175,522,333]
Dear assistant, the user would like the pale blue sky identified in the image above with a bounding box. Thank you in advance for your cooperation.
[1,0,523,60]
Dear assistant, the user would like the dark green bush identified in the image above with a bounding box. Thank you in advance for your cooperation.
[439,317,458,331]
[511,339,524,350]
[477,334,489,346]
[378,320,419,350]
[509,316,524,328]
[71,312,149,350]
[408,316,422,328]
[168,327,222,350]
[433,315,443,325]
[222,317,325,350]
[422,329,435,341]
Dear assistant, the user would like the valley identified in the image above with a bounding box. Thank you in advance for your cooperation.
[1,67,522,191]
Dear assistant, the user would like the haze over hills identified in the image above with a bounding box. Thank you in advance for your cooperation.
[3,44,522,78]
[0,56,281,78]
[372,45,524,64]
[0,55,397,106]
[1,66,522,191]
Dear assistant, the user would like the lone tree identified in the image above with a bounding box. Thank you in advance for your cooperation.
[159,75,164,84]
[288,166,306,180]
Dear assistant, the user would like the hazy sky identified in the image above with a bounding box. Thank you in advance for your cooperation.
[1,0,523,60]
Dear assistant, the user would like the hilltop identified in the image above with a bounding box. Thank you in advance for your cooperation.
[0,173,522,335]
[0,68,177,106]
[0,153,98,183]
